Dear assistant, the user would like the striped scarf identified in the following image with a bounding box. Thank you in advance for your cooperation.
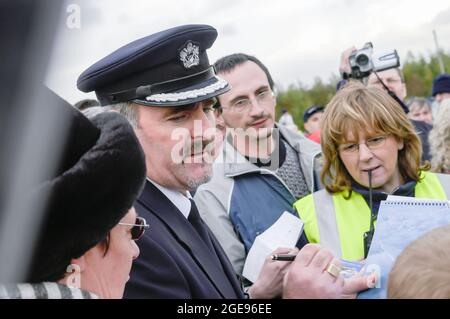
[0,282,99,299]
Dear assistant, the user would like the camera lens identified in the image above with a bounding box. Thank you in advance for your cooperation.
[356,54,369,66]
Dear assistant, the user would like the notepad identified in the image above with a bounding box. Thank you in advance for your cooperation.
[242,211,303,283]
[358,197,450,299]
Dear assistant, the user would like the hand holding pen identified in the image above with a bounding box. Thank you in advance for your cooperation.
[272,253,365,279]
[282,244,374,298]
[271,253,297,261]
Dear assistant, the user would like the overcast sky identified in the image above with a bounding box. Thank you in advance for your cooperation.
[46,0,450,104]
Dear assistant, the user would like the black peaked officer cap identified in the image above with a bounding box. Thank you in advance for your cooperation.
[77,24,230,107]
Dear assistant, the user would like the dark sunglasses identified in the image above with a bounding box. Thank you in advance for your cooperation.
[119,216,149,241]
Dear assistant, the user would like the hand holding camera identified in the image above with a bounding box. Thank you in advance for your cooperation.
[340,43,400,79]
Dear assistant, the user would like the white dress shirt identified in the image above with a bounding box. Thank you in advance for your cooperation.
[147,178,192,219]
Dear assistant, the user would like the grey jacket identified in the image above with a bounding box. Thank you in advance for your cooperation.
[194,125,322,275]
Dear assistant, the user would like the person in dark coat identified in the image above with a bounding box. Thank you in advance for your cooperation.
[0,87,147,299]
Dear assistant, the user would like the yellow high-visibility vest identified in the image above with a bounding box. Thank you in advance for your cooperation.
[294,171,450,261]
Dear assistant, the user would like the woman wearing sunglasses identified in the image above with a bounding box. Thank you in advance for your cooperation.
[294,83,450,262]
[0,89,147,299]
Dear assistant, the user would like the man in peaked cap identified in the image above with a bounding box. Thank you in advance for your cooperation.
[78,24,293,299]
[303,105,324,143]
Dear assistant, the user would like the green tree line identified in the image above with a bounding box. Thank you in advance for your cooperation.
[276,51,450,130]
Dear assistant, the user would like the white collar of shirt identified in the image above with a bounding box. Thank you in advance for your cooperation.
[147,178,192,219]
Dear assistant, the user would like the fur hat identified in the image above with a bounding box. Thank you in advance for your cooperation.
[26,88,146,282]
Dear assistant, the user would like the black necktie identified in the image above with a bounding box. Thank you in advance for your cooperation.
[188,199,215,252]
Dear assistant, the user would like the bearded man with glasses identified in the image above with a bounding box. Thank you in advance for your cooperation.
[194,53,323,294]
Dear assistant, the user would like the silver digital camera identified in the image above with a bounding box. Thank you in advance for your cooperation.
[348,42,400,79]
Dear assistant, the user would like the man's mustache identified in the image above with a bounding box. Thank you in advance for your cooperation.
[248,113,269,124]
[181,138,215,163]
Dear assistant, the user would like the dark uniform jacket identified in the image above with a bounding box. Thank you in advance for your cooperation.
[124,181,244,299]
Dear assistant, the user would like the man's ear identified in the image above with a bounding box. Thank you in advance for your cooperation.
[400,82,407,101]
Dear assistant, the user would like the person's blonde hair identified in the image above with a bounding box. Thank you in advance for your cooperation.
[429,99,450,173]
[388,225,450,299]
[320,82,428,194]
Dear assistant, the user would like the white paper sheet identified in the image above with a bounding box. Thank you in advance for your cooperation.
[359,196,450,299]
[242,211,304,283]
[386,195,450,205]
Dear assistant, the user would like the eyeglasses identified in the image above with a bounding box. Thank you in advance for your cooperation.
[119,216,149,241]
[338,135,387,154]
[223,90,274,113]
